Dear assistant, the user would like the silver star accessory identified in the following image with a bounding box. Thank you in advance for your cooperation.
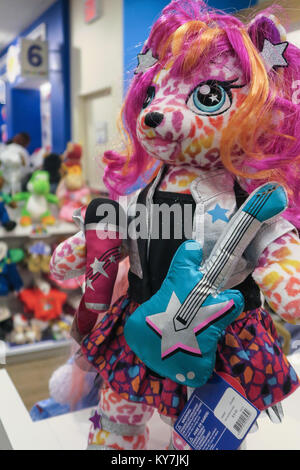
[260,39,288,72]
[90,258,109,278]
[134,49,158,75]
[86,278,95,291]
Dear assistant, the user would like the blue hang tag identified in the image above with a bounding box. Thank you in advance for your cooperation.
[174,372,260,450]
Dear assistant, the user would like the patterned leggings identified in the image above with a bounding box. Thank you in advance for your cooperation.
[88,385,190,450]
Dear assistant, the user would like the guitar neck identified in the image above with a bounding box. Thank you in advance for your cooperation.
[174,184,282,330]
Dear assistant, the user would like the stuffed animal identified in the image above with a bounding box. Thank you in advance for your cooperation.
[63,142,82,169]
[0,141,28,194]
[0,307,13,341]
[9,314,42,345]
[26,242,52,274]
[42,152,62,194]
[51,1,300,450]
[56,165,91,223]
[13,171,59,227]
[0,173,17,231]
[0,242,23,296]
[19,279,67,322]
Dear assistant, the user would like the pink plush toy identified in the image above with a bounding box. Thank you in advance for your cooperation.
[51,1,300,450]
[57,165,91,223]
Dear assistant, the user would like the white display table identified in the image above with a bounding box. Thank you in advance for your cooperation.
[0,354,300,450]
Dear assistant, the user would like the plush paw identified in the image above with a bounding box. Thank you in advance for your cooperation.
[20,215,32,226]
[42,215,56,226]
[3,220,16,231]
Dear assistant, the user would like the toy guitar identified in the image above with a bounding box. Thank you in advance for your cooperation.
[124,183,288,387]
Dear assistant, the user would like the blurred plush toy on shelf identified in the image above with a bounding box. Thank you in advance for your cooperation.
[0,172,17,231]
[9,314,28,345]
[0,242,23,295]
[0,133,30,194]
[0,307,13,341]
[19,279,67,322]
[63,142,82,168]
[9,314,42,345]
[26,241,52,274]
[43,152,62,194]
[13,170,59,227]
[57,165,91,223]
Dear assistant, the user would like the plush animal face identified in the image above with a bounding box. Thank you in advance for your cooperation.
[65,165,84,191]
[137,52,249,169]
[27,171,50,195]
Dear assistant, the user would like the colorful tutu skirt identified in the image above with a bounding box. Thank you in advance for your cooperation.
[82,295,299,418]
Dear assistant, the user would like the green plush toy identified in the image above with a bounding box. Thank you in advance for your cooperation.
[13,171,59,227]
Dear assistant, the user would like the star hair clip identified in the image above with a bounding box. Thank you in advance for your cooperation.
[260,38,289,72]
[134,48,158,75]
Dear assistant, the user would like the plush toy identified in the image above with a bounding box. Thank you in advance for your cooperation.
[42,152,62,194]
[13,170,58,227]
[9,314,42,345]
[19,279,67,322]
[63,142,82,168]
[0,142,28,194]
[51,1,300,451]
[26,242,52,274]
[0,173,17,231]
[0,242,23,296]
[0,307,13,341]
[56,165,91,223]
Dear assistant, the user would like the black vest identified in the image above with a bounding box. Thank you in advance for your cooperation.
[128,179,261,311]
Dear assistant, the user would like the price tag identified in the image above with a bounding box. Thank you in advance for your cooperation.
[174,372,260,450]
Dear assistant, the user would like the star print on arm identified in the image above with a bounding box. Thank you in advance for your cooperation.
[207,204,230,223]
[90,258,109,278]
[86,278,95,291]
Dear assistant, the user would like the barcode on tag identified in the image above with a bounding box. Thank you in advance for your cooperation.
[214,388,257,440]
[233,408,251,435]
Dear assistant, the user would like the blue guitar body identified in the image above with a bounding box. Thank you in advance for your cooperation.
[124,183,288,387]
[125,241,244,387]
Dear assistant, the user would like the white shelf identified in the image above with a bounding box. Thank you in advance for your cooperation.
[0,220,77,239]
[6,339,72,358]
[4,339,72,365]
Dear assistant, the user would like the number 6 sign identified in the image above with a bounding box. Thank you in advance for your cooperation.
[20,38,48,78]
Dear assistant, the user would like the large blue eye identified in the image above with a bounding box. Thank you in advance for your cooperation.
[187,80,232,116]
[143,86,155,109]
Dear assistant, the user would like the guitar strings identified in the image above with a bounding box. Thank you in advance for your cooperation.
[176,189,273,324]
[175,187,275,326]
[175,188,274,325]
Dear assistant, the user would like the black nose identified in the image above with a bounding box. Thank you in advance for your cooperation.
[144,112,164,128]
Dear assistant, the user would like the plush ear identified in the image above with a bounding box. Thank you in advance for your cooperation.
[248,13,287,50]
[248,13,288,71]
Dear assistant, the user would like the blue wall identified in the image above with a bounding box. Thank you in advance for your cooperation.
[0,0,70,154]
[11,89,42,153]
[123,0,258,88]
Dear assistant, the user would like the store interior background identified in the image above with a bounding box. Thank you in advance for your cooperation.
[0,0,300,449]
